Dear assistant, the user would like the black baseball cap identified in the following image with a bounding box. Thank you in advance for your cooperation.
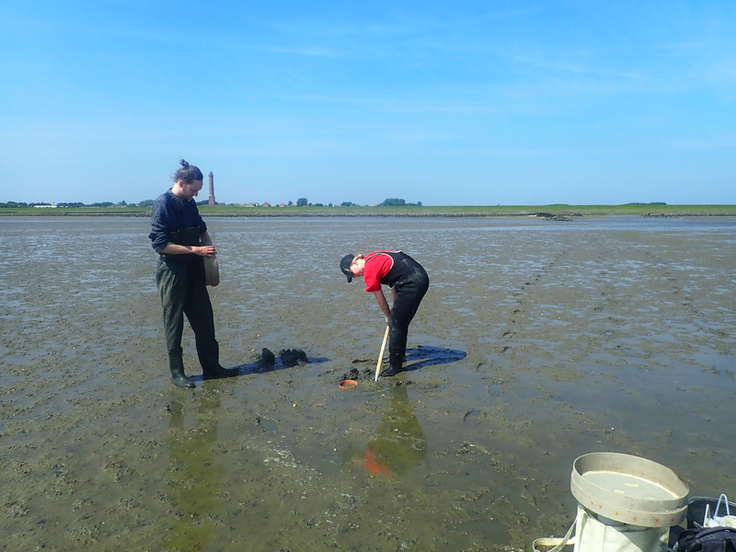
[340,254,355,282]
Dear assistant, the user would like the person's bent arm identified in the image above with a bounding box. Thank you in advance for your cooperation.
[160,230,216,257]
[372,289,391,320]
[160,242,216,257]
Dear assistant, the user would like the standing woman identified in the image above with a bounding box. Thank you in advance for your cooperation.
[340,250,429,376]
[149,159,236,388]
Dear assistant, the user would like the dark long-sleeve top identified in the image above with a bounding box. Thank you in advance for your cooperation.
[148,190,207,254]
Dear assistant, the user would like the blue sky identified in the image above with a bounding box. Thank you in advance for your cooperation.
[1,1,734,206]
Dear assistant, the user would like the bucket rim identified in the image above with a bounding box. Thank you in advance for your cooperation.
[570,452,689,527]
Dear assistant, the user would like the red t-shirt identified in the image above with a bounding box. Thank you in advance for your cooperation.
[363,251,395,292]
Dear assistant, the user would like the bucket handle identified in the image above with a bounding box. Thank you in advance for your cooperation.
[703,494,731,527]
[715,495,731,518]
[532,509,587,552]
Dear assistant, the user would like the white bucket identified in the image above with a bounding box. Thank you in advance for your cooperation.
[533,452,689,552]
[574,506,669,552]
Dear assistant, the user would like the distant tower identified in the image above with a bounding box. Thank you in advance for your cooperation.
[208,172,215,205]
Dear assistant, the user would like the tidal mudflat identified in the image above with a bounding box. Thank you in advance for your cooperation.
[1,216,734,551]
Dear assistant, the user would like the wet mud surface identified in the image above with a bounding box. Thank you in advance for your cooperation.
[1,216,735,551]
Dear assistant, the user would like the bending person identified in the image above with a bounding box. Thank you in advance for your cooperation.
[148,159,237,388]
[340,250,429,376]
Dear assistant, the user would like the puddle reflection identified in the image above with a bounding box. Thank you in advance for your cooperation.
[164,393,224,551]
[345,383,427,476]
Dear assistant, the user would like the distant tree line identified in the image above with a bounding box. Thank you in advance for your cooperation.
[285,198,423,207]
[1,197,423,209]
[0,201,143,208]
[379,198,422,206]
[293,198,422,207]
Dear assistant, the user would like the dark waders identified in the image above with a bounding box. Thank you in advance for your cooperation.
[157,256,221,387]
[157,228,234,388]
[384,255,429,376]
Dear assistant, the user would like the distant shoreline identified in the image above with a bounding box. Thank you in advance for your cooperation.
[1,204,735,218]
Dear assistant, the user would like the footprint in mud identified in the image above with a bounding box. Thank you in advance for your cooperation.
[462,409,481,425]
[256,416,279,433]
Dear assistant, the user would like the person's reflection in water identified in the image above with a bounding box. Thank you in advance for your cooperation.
[164,392,224,551]
[346,383,427,476]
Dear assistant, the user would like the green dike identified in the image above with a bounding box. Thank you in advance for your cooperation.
[1,204,736,217]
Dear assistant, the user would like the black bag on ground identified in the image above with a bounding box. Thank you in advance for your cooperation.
[677,527,736,552]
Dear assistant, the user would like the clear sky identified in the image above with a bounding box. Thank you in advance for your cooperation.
[1,1,734,206]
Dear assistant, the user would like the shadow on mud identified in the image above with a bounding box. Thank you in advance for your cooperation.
[189,348,328,381]
[232,356,328,377]
[190,345,463,382]
[341,345,467,382]
[403,345,466,373]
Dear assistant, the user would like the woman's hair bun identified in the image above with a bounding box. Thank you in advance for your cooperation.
[173,158,202,183]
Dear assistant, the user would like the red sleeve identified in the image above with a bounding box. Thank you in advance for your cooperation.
[363,253,394,292]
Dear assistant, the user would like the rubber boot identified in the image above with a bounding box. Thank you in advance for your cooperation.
[169,356,195,389]
[198,340,238,380]
[202,364,238,380]
[380,352,404,377]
